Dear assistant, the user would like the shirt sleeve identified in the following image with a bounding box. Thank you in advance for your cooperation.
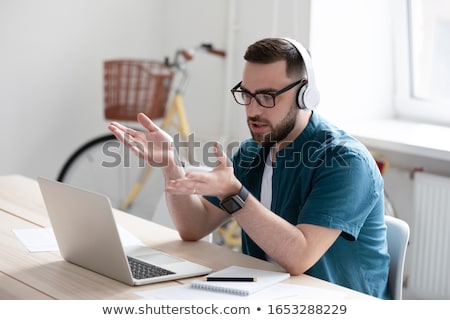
[298,148,383,241]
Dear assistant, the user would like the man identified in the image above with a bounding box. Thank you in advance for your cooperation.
[108,37,390,299]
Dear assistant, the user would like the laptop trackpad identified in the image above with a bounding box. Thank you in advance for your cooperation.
[136,253,183,265]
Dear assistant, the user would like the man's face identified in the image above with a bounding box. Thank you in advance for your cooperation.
[241,60,300,147]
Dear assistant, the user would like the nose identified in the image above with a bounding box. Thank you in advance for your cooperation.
[246,98,263,116]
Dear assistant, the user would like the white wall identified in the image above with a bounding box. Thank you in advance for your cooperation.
[0,0,165,179]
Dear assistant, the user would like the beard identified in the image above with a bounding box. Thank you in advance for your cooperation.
[248,103,298,147]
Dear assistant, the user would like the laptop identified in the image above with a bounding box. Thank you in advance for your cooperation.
[37,177,212,286]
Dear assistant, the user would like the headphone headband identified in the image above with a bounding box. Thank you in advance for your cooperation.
[282,37,320,109]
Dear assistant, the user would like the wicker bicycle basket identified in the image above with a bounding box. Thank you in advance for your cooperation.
[103,60,174,121]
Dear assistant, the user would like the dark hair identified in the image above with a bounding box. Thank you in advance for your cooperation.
[243,38,305,79]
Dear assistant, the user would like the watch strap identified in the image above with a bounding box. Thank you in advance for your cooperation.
[237,185,249,201]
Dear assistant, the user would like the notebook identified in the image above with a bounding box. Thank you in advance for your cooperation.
[190,265,290,296]
[37,177,212,286]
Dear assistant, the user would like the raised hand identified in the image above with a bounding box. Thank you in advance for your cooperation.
[108,113,177,168]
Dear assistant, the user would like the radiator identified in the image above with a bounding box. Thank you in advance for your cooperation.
[409,171,450,299]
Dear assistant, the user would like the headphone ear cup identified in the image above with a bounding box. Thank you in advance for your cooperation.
[297,83,307,109]
[283,37,320,110]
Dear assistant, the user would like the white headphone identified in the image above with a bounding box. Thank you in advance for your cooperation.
[282,38,320,110]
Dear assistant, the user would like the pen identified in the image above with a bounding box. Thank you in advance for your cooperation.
[205,277,257,282]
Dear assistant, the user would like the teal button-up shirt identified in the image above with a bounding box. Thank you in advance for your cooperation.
[206,112,390,299]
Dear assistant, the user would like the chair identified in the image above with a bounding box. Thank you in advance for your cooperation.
[385,215,410,300]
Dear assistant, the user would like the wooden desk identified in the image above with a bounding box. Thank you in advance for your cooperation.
[0,175,374,300]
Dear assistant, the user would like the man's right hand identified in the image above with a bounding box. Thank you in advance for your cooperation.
[108,113,177,169]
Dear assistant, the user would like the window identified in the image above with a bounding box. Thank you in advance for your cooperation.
[394,0,450,126]
[410,0,450,103]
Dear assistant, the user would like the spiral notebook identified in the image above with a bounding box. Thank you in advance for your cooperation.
[190,265,290,296]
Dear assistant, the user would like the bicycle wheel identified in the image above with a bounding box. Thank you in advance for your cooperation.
[56,134,164,219]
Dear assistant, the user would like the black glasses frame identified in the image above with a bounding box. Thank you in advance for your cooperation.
[230,79,305,108]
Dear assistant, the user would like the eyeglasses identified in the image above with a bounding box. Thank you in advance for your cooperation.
[230,79,305,108]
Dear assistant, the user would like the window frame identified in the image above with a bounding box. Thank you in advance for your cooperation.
[393,0,450,126]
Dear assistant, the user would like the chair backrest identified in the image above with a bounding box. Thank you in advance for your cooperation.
[385,215,410,300]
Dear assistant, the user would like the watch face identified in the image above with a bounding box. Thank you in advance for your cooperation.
[220,195,245,214]
[222,198,242,213]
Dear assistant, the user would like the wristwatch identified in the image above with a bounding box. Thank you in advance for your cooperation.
[219,185,249,214]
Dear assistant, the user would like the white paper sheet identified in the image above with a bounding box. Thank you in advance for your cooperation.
[13,227,58,252]
[135,282,348,300]
[13,226,144,252]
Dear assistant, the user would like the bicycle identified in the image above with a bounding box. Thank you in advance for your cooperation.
[57,43,226,218]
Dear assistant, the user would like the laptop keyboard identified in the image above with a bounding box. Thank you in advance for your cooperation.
[127,256,175,279]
